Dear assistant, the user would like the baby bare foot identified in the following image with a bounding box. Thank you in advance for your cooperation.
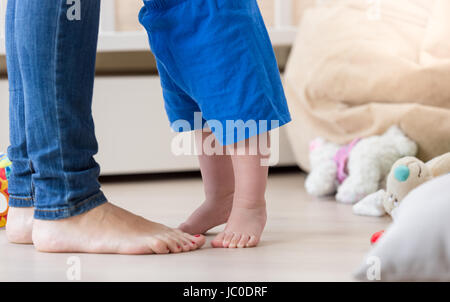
[32,202,205,254]
[179,193,233,235]
[211,202,267,248]
[6,207,34,244]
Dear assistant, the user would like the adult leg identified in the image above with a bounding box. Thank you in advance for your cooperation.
[5,0,34,244]
[13,0,204,254]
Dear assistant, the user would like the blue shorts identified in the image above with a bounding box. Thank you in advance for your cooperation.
[139,0,291,145]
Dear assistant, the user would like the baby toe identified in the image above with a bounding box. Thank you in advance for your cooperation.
[246,235,259,248]
[228,233,242,248]
[237,234,250,248]
[222,232,234,248]
[211,232,226,248]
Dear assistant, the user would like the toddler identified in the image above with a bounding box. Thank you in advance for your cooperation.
[139,0,291,248]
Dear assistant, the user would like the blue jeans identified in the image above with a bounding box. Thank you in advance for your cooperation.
[6,0,107,220]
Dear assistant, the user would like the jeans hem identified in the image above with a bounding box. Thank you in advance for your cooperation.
[34,191,108,220]
[9,196,34,208]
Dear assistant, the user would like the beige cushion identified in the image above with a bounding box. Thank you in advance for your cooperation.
[284,0,450,171]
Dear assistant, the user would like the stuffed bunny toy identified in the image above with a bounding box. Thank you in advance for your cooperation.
[353,152,450,218]
[305,126,418,204]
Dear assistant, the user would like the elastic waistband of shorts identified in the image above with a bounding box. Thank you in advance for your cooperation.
[144,0,187,10]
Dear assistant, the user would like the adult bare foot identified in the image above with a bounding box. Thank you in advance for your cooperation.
[6,207,34,244]
[211,202,267,248]
[179,192,233,235]
[32,202,205,254]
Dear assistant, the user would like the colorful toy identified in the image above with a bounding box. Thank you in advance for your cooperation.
[0,153,12,228]
[370,230,384,245]
[353,152,450,244]
[305,126,418,204]
[353,152,450,218]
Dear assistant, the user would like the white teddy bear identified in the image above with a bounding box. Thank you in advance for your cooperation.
[305,126,418,204]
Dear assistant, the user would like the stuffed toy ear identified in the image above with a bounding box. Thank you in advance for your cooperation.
[426,152,450,177]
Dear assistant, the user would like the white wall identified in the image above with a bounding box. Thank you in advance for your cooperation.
[0,76,296,175]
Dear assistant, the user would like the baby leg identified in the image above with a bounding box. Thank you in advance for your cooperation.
[179,130,235,235]
[212,134,269,248]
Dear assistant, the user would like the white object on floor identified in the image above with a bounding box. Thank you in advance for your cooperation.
[354,174,450,281]
[352,190,386,217]
[352,152,450,217]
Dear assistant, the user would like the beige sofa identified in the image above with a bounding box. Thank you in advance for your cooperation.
[285,0,450,171]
